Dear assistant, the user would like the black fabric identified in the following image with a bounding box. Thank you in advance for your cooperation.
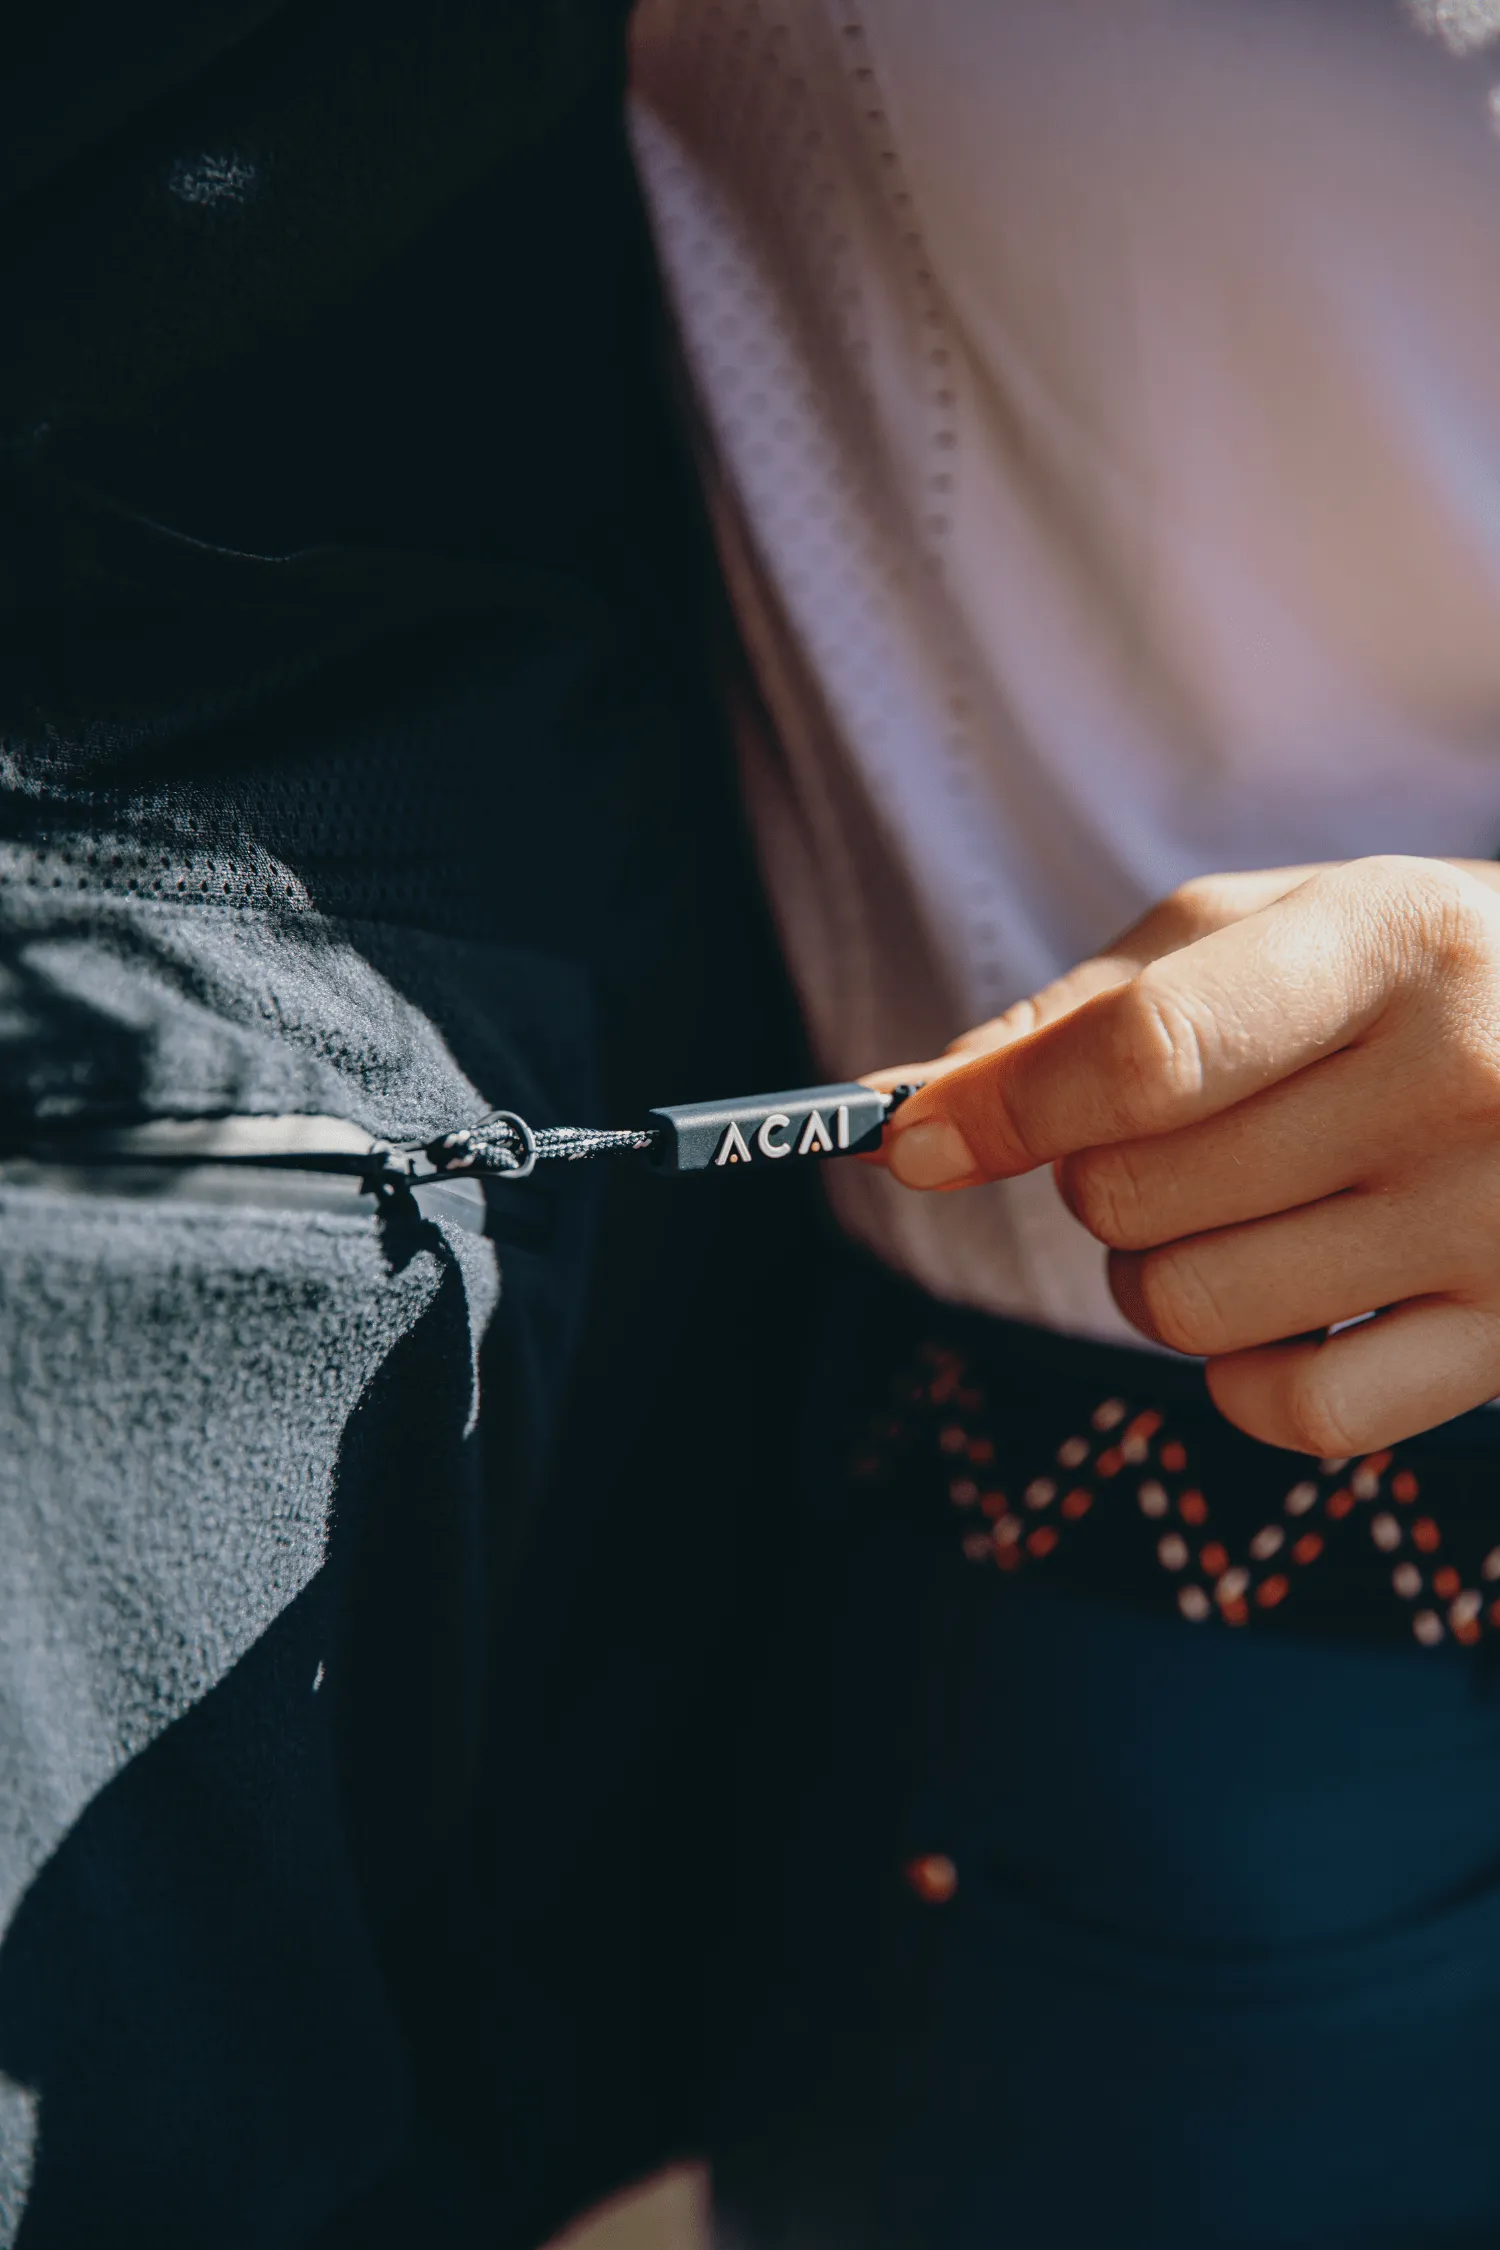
[0,5,808,2244]
[0,0,751,1127]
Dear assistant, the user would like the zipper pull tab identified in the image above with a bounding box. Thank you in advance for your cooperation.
[645,1081,917,1173]
[420,1083,921,1181]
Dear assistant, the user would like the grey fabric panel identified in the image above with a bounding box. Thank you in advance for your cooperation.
[0,1174,499,2243]
[0,882,593,1142]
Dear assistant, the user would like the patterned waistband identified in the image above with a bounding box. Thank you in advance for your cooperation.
[851,1311,1500,1652]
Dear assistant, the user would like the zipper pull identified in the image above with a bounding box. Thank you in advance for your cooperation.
[422,1082,919,1181]
[645,1081,914,1172]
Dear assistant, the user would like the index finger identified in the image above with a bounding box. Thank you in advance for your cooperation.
[884,861,1426,1187]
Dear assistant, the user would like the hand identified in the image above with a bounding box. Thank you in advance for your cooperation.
[870,856,1500,1454]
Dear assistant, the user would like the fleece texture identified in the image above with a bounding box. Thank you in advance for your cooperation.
[0,1178,501,2243]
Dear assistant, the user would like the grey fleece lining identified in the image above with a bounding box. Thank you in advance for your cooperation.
[0,1171,501,2236]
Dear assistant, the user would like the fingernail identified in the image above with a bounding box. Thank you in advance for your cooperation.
[887,1119,977,1189]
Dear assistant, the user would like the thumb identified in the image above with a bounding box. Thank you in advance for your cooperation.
[863,869,1330,1180]
[859,954,1138,1167]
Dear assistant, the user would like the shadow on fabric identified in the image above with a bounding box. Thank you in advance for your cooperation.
[0,1212,503,2249]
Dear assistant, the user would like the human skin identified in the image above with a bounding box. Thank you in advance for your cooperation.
[866,856,1500,1456]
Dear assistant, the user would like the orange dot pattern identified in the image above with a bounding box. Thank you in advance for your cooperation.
[904,1853,958,1905]
[861,1341,1500,1650]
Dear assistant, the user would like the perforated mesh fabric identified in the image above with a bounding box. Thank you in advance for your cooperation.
[0,0,768,1138]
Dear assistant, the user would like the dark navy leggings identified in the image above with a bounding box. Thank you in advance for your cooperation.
[712,1276,1500,2250]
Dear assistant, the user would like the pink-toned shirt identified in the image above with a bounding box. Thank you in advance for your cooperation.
[632,0,1500,1340]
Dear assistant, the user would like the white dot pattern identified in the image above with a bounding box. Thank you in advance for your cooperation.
[630,2,1014,1072]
